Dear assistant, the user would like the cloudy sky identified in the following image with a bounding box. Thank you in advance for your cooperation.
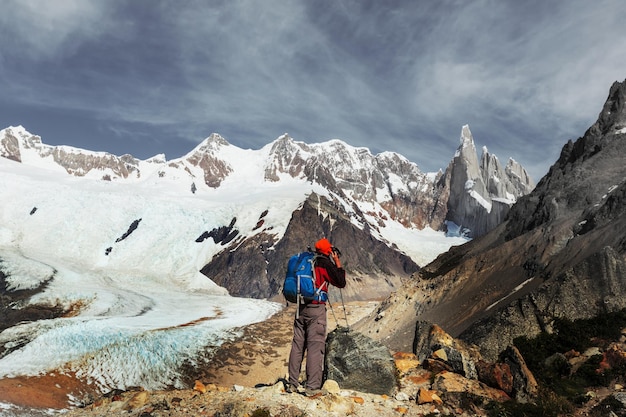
[1,0,625,181]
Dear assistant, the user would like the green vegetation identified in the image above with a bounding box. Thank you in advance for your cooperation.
[488,309,626,416]
[486,387,573,417]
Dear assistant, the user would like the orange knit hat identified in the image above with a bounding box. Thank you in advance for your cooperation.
[314,238,333,255]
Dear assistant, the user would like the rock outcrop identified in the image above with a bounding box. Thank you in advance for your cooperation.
[413,322,537,403]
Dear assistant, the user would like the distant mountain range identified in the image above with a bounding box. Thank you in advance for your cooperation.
[0,123,533,300]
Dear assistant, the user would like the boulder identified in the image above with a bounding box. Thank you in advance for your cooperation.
[393,351,420,375]
[433,371,510,407]
[414,323,481,379]
[122,391,149,411]
[500,345,538,403]
[475,360,514,395]
[325,328,398,395]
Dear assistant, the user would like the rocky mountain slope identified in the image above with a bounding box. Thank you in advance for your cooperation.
[356,78,626,362]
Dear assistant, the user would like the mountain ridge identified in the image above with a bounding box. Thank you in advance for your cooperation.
[0,123,535,301]
[1,124,533,239]
[355,78,626,362]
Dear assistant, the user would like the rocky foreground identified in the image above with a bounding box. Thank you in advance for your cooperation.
[3,301,626,417]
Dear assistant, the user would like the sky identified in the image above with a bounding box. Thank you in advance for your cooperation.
[0,0,625,182]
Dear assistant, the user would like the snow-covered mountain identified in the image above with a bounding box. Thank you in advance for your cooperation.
[0,126,535,301]
[0,125,532,402]
[441,125,535,237]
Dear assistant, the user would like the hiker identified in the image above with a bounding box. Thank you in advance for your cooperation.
[287,238,346,395]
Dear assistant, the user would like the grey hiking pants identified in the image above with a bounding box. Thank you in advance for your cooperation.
[288,303,327,390]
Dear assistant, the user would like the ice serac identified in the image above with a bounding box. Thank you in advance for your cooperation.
[355,78,626,361]
[441,125,534,238]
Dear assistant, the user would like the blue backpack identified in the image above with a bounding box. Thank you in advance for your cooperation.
[282,251,328,304]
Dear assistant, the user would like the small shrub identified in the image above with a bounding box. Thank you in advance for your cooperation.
[485,387,573,417]
[589,395,626,417]
[572,354,609,387]
[250,408,272,417]
[511,309,626,413]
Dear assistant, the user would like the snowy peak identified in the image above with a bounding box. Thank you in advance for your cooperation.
[261,135,440,228]
[455,125,482,178]
[0,125,534,235]
[0,126,44,162]
[264,134,312,181]
[177,133,235,188]
[0,126,141,179]
[185,133,230,156]
[443,125,535,237]
[459,124,476,150]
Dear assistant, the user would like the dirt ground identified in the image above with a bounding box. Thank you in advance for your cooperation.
[0,371,95,410]
[195,300,379,388]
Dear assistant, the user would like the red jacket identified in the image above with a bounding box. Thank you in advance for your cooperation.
[311,254,346,304]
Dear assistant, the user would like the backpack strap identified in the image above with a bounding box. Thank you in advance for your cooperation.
[312,254,329,302]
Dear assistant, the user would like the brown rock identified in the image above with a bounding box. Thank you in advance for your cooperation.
[393,351,420,375]
[564,349,580,359]
[433,371,510,404]
[415,323,481,379]
[205,383,218,391]
[423,358,453,374]
[432,393,443,405]
[417,388,441,405]
[604,343,626,369]
[476,360,514,394]
[322,379,341,394]
[500,345,538,403]
[123,391,149,410]
[193,380,207,393]
[432,348,448,361]
[319,394,355,414]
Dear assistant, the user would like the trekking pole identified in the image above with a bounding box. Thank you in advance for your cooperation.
[327,295,340,329]
[339,288,350,330]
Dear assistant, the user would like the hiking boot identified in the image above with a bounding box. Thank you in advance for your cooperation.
[284,383,300,394]
[303,388,327,397]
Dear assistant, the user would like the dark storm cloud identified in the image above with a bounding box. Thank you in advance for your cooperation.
[0,0,625,181]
